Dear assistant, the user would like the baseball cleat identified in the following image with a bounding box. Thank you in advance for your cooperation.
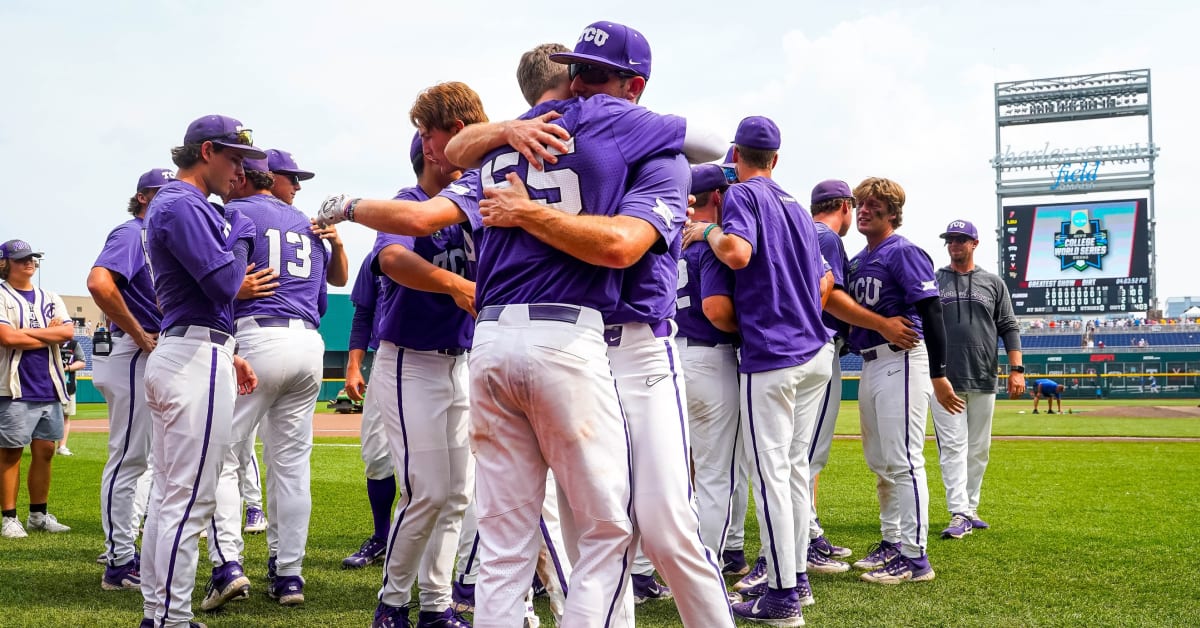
[731,586,805,626]
[970,515,990,529]
[244,507,267,534]
[201,561,251,611]
[859,553,935,584]
[941,513,974,539]
[451,580,475,613]
[852,540,901,570]
[96,551,109,565]
[807,544,851,574]
[733,555,768,591]
[26,512,70,533]
[268,574,305,606]
[1032,409,1039,414]
[101,560,140,590]
[632,573,673,604]
[809,535,852,559]
[1047,410,1056,414]
[372,602,413,628]
[343,536,387,568]
[743,573,814,607]
[2,516,28,538]
[416,608,472,627]
[722,548,750,575]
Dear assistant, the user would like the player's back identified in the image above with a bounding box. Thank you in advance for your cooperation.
[475,95,686,311]
[229,194,329,327]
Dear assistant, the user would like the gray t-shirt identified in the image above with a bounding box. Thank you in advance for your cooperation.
[936,266,1021,393]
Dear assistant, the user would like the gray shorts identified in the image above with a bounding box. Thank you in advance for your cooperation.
[0,399,65,448]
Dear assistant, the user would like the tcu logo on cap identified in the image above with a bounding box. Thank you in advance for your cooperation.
[579,26,609,46]
[950,221,967,229]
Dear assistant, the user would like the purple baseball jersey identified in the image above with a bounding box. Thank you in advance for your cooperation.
[814,221,850,339]
[721,176,831,373]
[227,194,330,327]
[349,255,385,352]
[144,180,247,334]
[11,288,57,401]
[473,95,688,310]
[846,233,939,352]
[675,241,738,346]
[607,154,690,325]
[92,217,162,334]
[372,183,475,351]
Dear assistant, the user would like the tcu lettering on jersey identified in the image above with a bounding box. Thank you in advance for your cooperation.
[579,27,609,45]
[852,276,883,307]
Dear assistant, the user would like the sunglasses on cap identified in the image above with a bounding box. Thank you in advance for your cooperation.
[569,63,637,85]
[200,128,254,147]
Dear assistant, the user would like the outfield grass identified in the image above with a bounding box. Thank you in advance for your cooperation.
[3,404,1198,627]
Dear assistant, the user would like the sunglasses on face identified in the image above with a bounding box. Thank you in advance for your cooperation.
[286,174,301,186]
[945,236,974,244]
[12,257,39,264]
[568,63,637,85]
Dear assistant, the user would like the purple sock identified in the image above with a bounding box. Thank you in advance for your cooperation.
[366,476,396,541]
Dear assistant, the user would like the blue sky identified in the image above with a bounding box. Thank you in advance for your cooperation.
[3,0,1196,309]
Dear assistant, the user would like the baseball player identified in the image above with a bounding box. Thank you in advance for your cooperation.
[806,179,922,574]
[139,114,264,628]
[0,240,75,540]
[687,116,833,626]
[844,177,964,585]
[1031,378,1064,414]
[318,78,715,627]
[88,168,171,588]
[55,337,85,456]
[675,164,746,575]
[932,219,1025,540]
[202,150,340,610]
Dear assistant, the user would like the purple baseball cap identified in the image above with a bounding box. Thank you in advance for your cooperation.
[940,219,979,240]
[136,168,174,191]
[0,239,42,260]
[409,131,423,165]
[549,21,652,79]
[720,147,736,169]
[811,179,853,205]
[734,116,781,151]
[690,164,730,195]
[266,149,315,181]
[183,115,267,159]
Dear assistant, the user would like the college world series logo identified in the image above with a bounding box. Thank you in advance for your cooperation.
[1053,209,1109,271]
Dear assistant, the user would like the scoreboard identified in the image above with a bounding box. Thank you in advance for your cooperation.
[1002,198,1151,315]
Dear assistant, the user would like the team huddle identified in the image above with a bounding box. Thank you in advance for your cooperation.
[0,17,1035,628]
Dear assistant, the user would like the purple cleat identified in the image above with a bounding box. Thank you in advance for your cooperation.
[343,536,387,569]
[970,514,990,529]
[743,573,814,607]
[852,540,901,571]
[416,608,472,628]
[632,573,672,604]
[373,602,412,628]
[860,553,936,584]
[731,586,805,626]
[807,543,850,574]
[722,548,749,575]
[200,561,251,611]
[268,574,305,606]
[941,513,974,540]
[101,559,140,591]
[733,555,768,591]
[244,507,267,534]
[809,535,852,559]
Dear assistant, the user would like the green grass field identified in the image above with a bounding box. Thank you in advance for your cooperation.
[2,400,1197,627]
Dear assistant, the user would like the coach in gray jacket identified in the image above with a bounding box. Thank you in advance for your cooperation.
[931,220,1024,540]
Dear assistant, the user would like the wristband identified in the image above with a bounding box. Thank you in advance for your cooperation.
[346,198,362,222]
[702,223,718,241]
[1009,365,1025,373]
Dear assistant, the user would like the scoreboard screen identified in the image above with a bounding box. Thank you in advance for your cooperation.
[1001,198,1151,315]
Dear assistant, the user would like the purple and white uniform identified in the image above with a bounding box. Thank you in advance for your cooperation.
[807,220,852,542]
[140,179,251,627]
[371,179,476,615]
[675,236,748,569]
[208,193,329,585]
[349,253,393,482]
[721,176,834,592]
[847,233,939,560]
[604,154,734,627]
[468,94,691,627]
[92,216,162,572]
